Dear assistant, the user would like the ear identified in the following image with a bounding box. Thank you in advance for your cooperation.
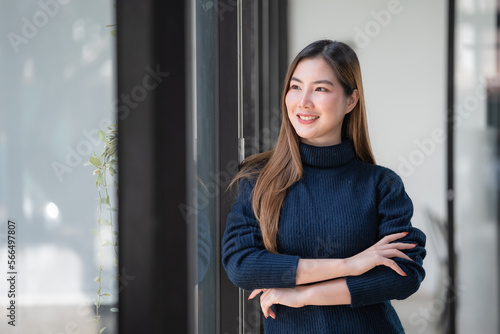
[345,89,359,114]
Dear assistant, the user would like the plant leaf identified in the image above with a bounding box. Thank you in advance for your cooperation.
[101,240,112,247]
[96,174,105,186]
[99,219,111,226]
[98,130,106,142]
[110,308,119,312]
[89,157,102,167]
[106,138,117,148]
[113,258,118,267]
[106,146,117,157]
[100,327,107,333]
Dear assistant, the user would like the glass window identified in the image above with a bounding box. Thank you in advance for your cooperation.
[0,1,117,333]
[456,0,499,332]
[191,1,218,333]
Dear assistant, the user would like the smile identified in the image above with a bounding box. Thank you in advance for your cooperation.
[298,115,319,121]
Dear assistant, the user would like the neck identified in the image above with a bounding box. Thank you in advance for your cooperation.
[299,134,342,147]
[299,140,355,168]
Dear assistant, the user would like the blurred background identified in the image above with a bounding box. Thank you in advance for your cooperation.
[0,0,498,333]
[0,1,117,333]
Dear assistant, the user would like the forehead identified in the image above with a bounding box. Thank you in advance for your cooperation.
[291,56,337,81]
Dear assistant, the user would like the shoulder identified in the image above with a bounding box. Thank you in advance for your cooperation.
[239,151,272,174]
[235,150,273,186]
[352,160,406,193]
[230,150,272,199]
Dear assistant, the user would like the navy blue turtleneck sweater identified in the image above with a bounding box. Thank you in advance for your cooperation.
[222,140,426,333]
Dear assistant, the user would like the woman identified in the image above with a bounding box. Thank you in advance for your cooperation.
[222,40,426,333]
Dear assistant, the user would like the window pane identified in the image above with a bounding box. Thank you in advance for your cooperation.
[455,0,499,332]
[0,1,117,333]
[192,1,217,333]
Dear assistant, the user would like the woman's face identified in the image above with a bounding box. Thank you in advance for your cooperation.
[285,56,358,147]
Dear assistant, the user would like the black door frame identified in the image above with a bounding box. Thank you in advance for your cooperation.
[446,0,456,333]
[117,1,189,333]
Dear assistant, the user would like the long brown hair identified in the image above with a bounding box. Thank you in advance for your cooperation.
[231,40,375,253]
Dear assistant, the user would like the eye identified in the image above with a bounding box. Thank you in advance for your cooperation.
[290,84,300,90]
[315,87,328,92]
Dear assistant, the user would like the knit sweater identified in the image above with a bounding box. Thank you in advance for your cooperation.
[222,140,426,333]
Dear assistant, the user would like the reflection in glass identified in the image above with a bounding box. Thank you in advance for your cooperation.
[191,1,217,333]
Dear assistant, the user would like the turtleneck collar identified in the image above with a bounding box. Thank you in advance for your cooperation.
[299,140,355,168]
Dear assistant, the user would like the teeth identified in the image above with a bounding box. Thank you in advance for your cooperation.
[299,115,319,121]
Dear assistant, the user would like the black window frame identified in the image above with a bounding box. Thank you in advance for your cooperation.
[117,1,189,333]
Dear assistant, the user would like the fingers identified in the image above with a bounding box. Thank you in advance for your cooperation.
[377,232,409,245]
[381,258,407,276]
[375,240,416,276]
[259,290,274,319]
[250,289,275,319]
[380,248,413,262]
[379,241,417,249]
[261,304,271,319]
[248,289,264,300]
[379,242,417,252]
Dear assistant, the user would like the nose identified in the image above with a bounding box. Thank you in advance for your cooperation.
[298,90,313,109]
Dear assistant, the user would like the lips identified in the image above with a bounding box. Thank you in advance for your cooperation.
[299,115,319,120]
[297,114,319,124]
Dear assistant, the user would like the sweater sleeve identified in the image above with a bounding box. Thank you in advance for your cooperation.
[222,178,300,291]
[345,169,427,308]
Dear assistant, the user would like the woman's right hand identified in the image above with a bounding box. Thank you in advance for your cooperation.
[343,232,416,277]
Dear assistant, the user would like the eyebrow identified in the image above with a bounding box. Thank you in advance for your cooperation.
[290,77,334,86]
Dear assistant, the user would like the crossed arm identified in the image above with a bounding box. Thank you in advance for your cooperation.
[223,175,426,319]
[248,232,416,319]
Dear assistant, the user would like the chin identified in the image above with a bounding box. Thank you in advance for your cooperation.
[295,133,313,141]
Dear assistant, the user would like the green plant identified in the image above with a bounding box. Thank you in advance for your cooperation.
[85,124,118,333]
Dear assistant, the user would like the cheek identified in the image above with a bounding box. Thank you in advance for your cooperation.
[320,95,345,112]
[285,95,294,118]
[285,91,299,108]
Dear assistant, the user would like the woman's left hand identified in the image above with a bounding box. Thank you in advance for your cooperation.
[248,287,306,319]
